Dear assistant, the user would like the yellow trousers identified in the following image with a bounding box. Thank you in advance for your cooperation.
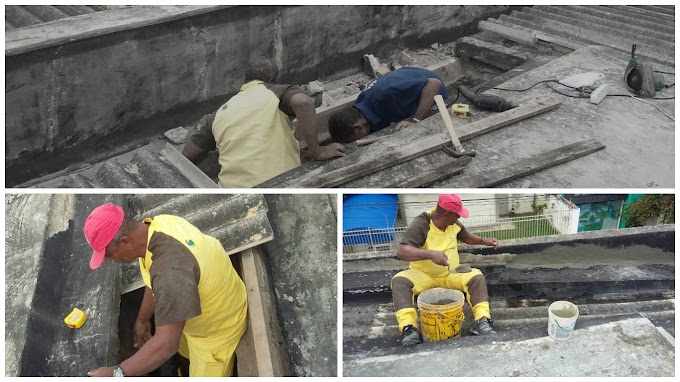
[391,268,491,331]
[178,333,238,377]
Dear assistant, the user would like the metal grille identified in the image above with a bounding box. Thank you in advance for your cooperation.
[342,209,574,254]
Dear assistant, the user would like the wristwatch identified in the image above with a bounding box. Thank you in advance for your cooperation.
[479,237,485,245]
[113,365,125,377]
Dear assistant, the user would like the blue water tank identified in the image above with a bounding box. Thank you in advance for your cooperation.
[343,194,398,246]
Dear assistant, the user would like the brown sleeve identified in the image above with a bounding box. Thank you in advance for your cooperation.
[456,222,470,241]
[188,111,217,151]
[400,213,431,248]
[264,83,305,116]
[148,232,202,326]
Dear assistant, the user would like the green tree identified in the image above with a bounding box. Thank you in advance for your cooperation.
[622,195,674,227]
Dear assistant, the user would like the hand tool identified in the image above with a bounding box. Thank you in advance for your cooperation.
[458,85,518,112]
[434,94,476,158]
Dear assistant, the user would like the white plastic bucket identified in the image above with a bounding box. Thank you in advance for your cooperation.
[547,301,579,340]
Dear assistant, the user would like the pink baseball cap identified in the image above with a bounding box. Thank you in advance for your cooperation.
[438,194,469,218]
[83,203,125,270]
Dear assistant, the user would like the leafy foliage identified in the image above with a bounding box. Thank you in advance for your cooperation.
[623,195,674,227]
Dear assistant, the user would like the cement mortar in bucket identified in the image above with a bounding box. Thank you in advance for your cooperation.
[417,288,465,342]
[547,300,579,340]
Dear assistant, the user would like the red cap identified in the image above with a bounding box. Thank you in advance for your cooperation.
[438,194,469,218]
[83,203,124,270]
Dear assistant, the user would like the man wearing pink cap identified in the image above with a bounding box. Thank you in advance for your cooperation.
[84,203,247,377]
[392,194,499,346]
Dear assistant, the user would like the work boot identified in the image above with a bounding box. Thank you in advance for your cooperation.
[470,318,496,335]
[400,325,422,346]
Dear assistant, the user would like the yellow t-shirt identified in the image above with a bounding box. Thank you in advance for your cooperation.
[400,208,461,277]
[139,215,247,350]
[212,81,301,188]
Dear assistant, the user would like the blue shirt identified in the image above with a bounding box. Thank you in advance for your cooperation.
[353,67,447,132]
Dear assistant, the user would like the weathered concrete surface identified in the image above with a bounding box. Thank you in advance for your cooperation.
[5,194,125,376]
[6,5,517,186]
[261,194,337,376]
[5,194,60,376]
[437,45,674,188]
[464,224,675,255]
[344,317,675,377]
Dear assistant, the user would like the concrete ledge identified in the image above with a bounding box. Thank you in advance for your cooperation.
[5,5,230,56]
[462,225,675,254]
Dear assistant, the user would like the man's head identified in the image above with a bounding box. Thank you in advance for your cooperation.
[244,57,279,83]
[328,107,371,143]
[434,194,470,226]
[83,203,144,269]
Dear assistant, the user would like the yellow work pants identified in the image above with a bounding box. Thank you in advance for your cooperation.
[392,268,491,331]
[178,333,238,377]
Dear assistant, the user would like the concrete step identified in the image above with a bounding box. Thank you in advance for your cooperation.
[454,35,534,71]
[343,299,675,331]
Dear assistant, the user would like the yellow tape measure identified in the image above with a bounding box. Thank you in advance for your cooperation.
[64,308,87,329]
[450,104,469,119]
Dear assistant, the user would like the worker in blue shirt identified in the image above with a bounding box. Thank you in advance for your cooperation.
[328,67,447,143]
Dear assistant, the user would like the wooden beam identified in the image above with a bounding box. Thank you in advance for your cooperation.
[237,248,275,377]
[387,156,473,188]
[160,143,219,188]
[458,139,605,188]
[296,97,561,188]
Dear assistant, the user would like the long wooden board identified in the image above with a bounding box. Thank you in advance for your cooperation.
[458,139,605,188]
[387,156,473,188]
[297,97,561,188]
[237,248,275,377]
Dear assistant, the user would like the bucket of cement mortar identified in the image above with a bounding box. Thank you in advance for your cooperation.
[417,288,465,342]
[547,301,579,340]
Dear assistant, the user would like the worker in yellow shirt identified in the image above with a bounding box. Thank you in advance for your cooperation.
[392,194,499,346]
[84,203,247,377]
[183,57,345,188]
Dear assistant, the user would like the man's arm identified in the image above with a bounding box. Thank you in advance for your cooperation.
[289,93,345,160]
[133,286,155,348]
[396,244,449,266]
[88,321,185,377]
[394,78,444,131]
[182,112,217,163]
[457,223,499,249]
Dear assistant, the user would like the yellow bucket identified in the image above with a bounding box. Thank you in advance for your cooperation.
[417,288,465,342]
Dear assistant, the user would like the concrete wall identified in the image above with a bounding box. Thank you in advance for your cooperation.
[399,193,503,226]
[5,5,516,186]
[543,195,579,234]
[261,194,337,377]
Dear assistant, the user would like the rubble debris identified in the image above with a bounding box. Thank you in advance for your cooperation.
[397,51,413,65]
[164,126,189,144]
[363,54,382,78]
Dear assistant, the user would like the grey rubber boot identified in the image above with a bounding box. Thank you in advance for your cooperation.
[400,325,423,346]
[470,319,496,335]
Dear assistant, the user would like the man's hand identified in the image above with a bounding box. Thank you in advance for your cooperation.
[428,250,449,266]
[88,366,114,377]
[394,120,413,131]
[133,319,152,348]
[314,143,346,160]
[481,238,499,249]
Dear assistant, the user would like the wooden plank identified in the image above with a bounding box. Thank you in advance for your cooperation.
[160,143,219,188]
[238,248,275,377]
[459,139,605,188]
[298,134,452,188]
[296,97,561,188]
[387,156,473,188]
